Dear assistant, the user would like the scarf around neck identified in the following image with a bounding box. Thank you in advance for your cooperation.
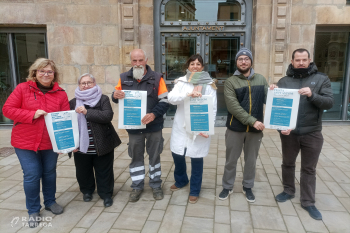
[75,85,102,153]
[184,70,217,94]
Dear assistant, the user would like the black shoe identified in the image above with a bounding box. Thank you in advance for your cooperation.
[28,213,40,228]
[302,205,322,220]
[242,186,255,203]
[83,193,93,202]
[218,188,233,200]
[103,197,113,207]
[275,192,295,202]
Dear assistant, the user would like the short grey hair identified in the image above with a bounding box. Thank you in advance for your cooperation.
[78,73,96,85]
[129,49,148,61]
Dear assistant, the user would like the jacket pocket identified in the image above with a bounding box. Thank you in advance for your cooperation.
[146,79,156,97]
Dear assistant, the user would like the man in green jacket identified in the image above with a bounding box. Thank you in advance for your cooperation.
[219,47,268,202]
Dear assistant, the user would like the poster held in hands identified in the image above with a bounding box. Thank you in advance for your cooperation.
[118,90,147,129]
[264,88,300,130]
[184,95,214,135]
[44,110,79,153]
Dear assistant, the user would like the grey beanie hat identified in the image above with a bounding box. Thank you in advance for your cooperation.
[235,47,253,63]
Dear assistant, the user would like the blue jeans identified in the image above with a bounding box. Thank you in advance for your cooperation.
[172,151,203,197]
[15,148,59,214]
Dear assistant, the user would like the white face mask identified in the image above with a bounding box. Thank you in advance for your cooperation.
[133,65,144,80]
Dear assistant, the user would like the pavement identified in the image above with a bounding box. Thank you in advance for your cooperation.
[0,126,350,233]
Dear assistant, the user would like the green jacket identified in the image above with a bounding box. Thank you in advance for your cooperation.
[224,70,268,132]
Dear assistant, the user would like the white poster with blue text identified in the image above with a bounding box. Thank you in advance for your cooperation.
[184,95,214,135]
[264,88,300,130]
[44,110,79,153]
[118,90,147,129]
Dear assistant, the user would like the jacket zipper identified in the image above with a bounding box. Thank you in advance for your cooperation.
[247,80,252,132]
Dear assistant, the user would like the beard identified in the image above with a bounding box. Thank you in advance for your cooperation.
[237,66,251,75]
[133,65,145,80]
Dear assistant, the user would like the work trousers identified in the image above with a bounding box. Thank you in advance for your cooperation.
[128,130,164,190]
[222,129,263,189]
[74,150,114,199]
[280,131,323,207]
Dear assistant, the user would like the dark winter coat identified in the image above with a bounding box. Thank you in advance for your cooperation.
[277,62,333,135]
[69,95,121,156]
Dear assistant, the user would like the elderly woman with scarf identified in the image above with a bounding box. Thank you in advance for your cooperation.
[70,73,121,208]
[168,54,217,204]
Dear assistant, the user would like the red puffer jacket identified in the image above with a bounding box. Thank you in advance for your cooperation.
[2,81,70,151]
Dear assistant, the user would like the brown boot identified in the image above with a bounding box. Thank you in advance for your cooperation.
[189,196,198,204]
[170,184,180,191]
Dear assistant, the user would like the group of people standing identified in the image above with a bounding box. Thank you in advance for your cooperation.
[2,46,333,228]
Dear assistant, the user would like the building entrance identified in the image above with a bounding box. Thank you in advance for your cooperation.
[154,0,253,127]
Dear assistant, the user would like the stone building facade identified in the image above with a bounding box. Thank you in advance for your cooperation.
[0,0,349,126]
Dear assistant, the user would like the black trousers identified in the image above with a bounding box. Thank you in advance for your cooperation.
[280,131,323,207]
[74,150,114,199]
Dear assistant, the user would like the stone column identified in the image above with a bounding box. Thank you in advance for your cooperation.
[120,0,140,72]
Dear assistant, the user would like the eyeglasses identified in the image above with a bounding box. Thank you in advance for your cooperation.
[237,57,251,63]
[80,82,94,87]
[37,70,54,75]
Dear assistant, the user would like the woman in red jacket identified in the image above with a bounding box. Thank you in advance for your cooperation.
[2,58,70,228]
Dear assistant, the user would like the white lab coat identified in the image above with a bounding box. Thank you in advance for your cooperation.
[168,76,217,158]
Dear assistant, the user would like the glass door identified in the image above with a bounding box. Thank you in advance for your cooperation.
[0,34,13,124]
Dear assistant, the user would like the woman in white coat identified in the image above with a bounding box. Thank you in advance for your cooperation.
[168,54,217,204]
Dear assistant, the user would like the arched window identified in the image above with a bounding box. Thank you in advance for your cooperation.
[165,0,241,22]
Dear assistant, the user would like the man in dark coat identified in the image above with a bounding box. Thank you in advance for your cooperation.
[271,48,334,220]
[112,49,169,202]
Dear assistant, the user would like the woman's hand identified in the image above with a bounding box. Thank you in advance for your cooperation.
[73,149,79,152]
[270,84,278,90]
[76,106,87,115]
[33,110,47,119]
[281,129,292,135]
[187,91,202,98]
[198,133,209,138]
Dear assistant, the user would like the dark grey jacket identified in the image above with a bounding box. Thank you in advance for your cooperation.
[277,63,333,135]
[69,95,121,156]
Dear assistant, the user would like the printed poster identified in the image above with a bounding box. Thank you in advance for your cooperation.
[118,90,147,129]
[44,110,79,153]
[184,95,214,135]
[264,88,300,130]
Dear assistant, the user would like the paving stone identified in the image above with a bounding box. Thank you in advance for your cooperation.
[0,191,27,210]
[41,201,94,233]
[55,191,79,207]
[185,202,214,219]
[315,178,332,194]
[86,212,119,233]
[293,204,328,233]
[141,220,161,233]
[230,193,249,211]
[250,206,286,231]
[70,228,87,233]
[148,194,169,211]
[339,183,350,196]
[112,200,153,231]
[267,173,282,185]
[0,179,20,194]
[316,168,334,181]
[230,211,253,233]
[214,206,230,224]
[214,223,230,233]
[76,206,104,228]
[324,181,349,197]
[56,165,76,178]
[255,169,268,182]
[169,186,190,206]
[56,178,77,192]
[321,211,350,232]
[283,215,305,233]
[148,209,165,221]
[158,205,186,233]
[181,216,213,233]
[277,200,297,216]
[315,193,346,211]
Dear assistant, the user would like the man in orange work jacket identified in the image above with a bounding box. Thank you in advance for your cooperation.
[111,49,169,202]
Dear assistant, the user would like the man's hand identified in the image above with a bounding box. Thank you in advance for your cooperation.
[141,113,156,125]
[34,110,47,119]
[198,132,209,138]
[73,149,79,152]
[253,121,265,131]
[281,129,292,135]
[270,84,278,90]
[113,90,125,99]
[76,106,87,115]
[299,87,312,97]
